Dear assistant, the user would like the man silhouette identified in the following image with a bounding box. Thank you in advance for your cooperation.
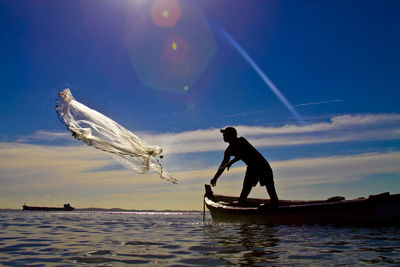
[210,127,279,207]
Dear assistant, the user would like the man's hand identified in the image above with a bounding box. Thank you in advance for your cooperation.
[210,177,217,187]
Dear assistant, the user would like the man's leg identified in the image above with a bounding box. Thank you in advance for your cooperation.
[266,181,279,207]
[239,178,253,205]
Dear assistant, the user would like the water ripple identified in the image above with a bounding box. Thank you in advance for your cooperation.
[1,211,400,266]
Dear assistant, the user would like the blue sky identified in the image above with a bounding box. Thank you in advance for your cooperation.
[1,0,399,210]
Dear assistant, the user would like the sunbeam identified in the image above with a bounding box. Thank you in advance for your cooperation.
[216,24,306,126]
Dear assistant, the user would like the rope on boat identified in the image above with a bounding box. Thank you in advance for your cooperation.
[203,196,206,223]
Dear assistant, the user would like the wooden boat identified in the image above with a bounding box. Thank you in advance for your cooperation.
[22,203,74,211]
[204,185,400,225]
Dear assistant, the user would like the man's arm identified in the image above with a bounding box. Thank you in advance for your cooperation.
[210,152,230,187]
[224,157,240,170]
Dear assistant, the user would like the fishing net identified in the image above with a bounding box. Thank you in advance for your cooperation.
[56,88,177,184]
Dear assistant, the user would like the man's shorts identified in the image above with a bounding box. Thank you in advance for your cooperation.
[244,164,274,187]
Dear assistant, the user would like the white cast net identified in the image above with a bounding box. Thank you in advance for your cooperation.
[56,88,177,184]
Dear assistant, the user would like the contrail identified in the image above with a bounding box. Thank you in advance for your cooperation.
[216,24,306,126]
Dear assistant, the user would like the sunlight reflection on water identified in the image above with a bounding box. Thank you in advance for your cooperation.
[0,211,399,266]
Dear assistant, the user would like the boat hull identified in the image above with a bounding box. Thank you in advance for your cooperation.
[22,204,74,211]
[204,185,400,225]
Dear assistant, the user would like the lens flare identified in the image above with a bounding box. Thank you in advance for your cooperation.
[162,10,169,18]
[187,103,195,111]
[151,0,182,27]
[128,3,217,93]
[164,34,189,62]
[216,24,306,126]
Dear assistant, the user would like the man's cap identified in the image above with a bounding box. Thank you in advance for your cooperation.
[220,127,237,136]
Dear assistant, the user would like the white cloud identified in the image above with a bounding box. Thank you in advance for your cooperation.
[222,110,268,118]
[16,130,73,143]
[3,112,399,209]
[273,152,400,186]
[0,140,399,209]
[18,113,400,155]
[296,99,343,107]
[139,113,400,154]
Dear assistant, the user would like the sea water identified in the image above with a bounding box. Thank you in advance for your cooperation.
[0,211,399,266]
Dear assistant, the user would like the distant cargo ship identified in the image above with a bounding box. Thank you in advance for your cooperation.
[22,203,75,211]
